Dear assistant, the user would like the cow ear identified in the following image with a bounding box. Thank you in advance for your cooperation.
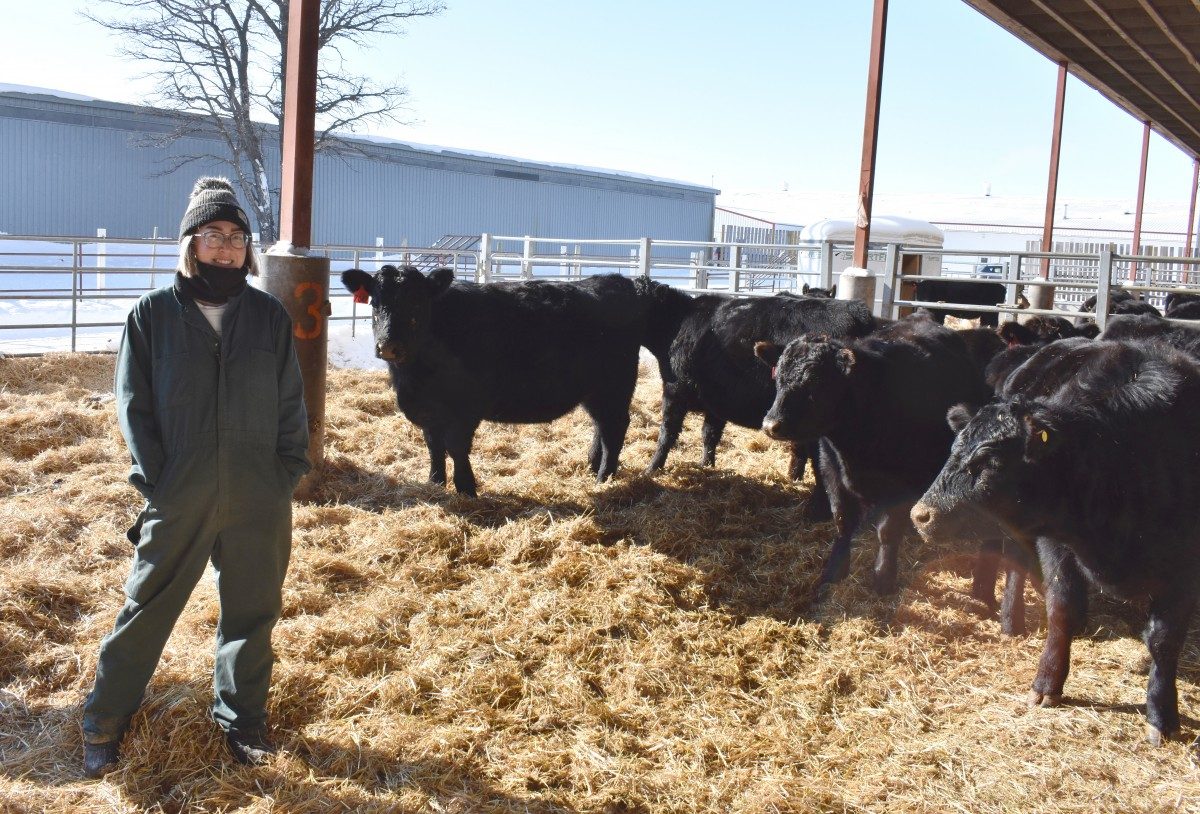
[802,283,811,294]
[341,269,376,303]
[754,341,783,368]
[998,322,1034,348]
[836,348,856,374]
[1022,412,1061,461]
[428,267,455,297]
[946,403,976,433]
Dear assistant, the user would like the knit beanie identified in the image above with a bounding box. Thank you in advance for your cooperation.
[179,177,253,240]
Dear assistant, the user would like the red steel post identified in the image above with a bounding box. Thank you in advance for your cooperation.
[853,0,888,270]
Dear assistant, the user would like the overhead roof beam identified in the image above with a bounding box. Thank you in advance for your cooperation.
[1027,0,1200,145]
[1080,0,1200,117]
[1136,0,1200,78]
[963,0,1200,160]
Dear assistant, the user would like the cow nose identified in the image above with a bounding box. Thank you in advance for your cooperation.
[762,417,782,439]
[910,503,933,529]
[376,342,397,361]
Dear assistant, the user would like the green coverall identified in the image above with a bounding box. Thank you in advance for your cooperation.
[83,280,310,743]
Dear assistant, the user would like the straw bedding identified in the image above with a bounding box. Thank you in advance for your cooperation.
[1,353,1198,813]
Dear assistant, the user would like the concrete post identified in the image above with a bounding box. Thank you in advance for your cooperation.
[838,267,876,311]
[260,249,331,496]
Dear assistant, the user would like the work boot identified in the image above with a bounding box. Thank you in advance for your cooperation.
[225,727,277,766]
[83,740,121,778]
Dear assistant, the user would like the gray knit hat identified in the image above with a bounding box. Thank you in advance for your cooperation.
[179,177,253,240]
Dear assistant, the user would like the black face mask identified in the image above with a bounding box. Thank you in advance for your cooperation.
[182,260,249,304]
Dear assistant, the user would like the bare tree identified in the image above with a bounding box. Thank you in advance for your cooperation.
[85,0,445,242]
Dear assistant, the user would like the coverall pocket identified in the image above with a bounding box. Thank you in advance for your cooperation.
[125,505,148,547]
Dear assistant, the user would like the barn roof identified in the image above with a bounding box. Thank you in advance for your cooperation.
[963,1,1200,161]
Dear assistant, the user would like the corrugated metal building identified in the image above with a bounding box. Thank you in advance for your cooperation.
[0,86,717,246]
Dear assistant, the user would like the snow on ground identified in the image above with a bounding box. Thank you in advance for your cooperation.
[0,291,386,369]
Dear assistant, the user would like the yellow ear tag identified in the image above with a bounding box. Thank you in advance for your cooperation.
[1039,430,1049,444]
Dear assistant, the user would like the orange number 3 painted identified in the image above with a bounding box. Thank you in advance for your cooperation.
[293,281,325,340]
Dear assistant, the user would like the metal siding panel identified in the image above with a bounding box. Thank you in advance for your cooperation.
[3,93,715,246]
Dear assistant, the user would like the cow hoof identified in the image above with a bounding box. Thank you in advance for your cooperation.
[970,587,999,612]
[871,571,898,596]
[809,582,832,606]
[1028,690,1062,708]
[1000,620,1026,637]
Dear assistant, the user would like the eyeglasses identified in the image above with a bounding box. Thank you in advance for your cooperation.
[196,231,250,250]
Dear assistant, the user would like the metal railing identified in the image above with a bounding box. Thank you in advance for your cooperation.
[477,233,841,294]
[8,232,1198,357]
[0,235,482,355]
[882,244,1200,330]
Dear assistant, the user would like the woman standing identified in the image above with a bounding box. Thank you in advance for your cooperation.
[82,177,310,777]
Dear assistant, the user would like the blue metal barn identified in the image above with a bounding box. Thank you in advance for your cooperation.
[0,86,717,247]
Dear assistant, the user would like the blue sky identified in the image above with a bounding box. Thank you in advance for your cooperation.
[5,0,1196,207]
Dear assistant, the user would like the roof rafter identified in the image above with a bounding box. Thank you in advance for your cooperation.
[963,0,1200,161]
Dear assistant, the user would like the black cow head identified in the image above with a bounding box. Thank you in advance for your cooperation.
[911,397,1063,543]
[755,337,855,443]
[801,283,835,299]
[340,265,455,363]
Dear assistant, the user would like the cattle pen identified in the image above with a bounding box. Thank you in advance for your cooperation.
[5,231,1200,356]
[2,350,1199,813]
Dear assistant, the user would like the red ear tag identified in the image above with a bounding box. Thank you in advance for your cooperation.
[353,286,370,304]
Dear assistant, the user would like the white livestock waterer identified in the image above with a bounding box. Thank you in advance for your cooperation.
[798,215,944,312]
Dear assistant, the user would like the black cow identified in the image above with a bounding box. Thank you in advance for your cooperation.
[955,326,1007,373]
[756,314,992,595]
[1165,291,1200,320]
[1102,312,1200,357]
[647,293,877,521]
[969,318,1094,634]
[911,339,1200,746]
[1074,288,1161,327]
[912,279,1008,327]
[802,283,835,298]
[997,315,1083,347]
[342,266,654,496]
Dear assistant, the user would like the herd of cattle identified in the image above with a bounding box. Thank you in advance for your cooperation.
[342,265,1200,749]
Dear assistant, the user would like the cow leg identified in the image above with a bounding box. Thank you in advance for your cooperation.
[786,441,808,481]
[588,427,603,475]
[1143,591,1197,744]
[423,427,448,487]
[871,506,907,595]
[998,540,1034,636]
[700,415,726,467]
[999,567,1028,636]
[590,412,631,482]
[802,440,832,521]
[970,539,1002,611]
[1030,538,1088,707]
[813,441,862,596]
[583,370,635,482]
[443,422,479,497]
[646,382,689,473]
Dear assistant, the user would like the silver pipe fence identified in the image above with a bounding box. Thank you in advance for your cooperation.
[6,233,1198,356]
